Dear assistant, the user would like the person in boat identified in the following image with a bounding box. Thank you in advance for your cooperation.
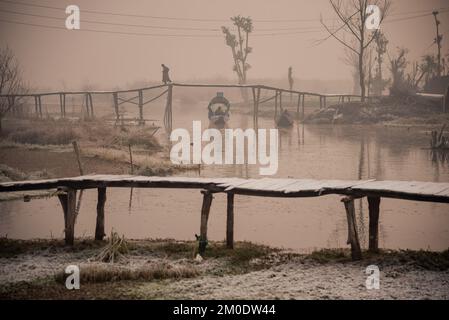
[215,106,225,116]
[208,92,230,119]
[161,64,172,84]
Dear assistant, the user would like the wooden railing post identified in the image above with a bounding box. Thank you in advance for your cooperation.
[226,193,234,249]
[138,90,144,125]
[113,92,119,123]
[368,196,381,252]
[88,93,94,118]
[95,187,107,240]
[198,190,213,255]
[341,196,362,260]
[58,188,77,246]
[302,94,305,120]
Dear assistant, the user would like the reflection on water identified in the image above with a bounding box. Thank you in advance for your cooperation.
[1,104,449,251]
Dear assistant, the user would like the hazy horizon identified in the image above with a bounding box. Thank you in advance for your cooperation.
[1,0,448,91]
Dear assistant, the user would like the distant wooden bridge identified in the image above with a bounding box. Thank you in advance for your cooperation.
[1,175,448,260]
[0,83,365,132]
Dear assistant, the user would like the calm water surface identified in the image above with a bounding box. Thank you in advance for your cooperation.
[1,101,448,251]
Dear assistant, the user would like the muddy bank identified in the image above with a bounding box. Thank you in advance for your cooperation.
[0,238,448,300]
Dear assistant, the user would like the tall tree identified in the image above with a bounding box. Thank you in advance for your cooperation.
[371,31,389,95]
[321,0,390,101]
[0,47,26,133]
[222,16,253,101]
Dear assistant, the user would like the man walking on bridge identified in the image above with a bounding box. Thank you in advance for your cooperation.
[161,64,172,84]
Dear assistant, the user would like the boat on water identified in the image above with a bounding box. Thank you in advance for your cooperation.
[275,109,294,128]
[208,92,230,128]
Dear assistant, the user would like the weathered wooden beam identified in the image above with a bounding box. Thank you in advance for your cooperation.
[226,193,235,249]
[138,90,144,125]
[296,93,301,119]
[341,196,362,260]
[274,90,278,120]
[199,190,213,255]
[57,188,77,246]
[302,94,305,120]
[95,187,107,240]
[113,92,119,123]
[368,196,381,252]
[88,93,94,118]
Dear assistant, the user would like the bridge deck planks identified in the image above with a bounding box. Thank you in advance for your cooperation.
[1,174,449,203]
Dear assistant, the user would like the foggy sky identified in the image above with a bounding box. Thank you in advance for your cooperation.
[0,0,448,91]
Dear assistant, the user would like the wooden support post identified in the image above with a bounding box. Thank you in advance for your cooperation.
[59,93,66,118]
[302,94,305,120]
[138,90,144,125]
[199,190,213,255]
[113,92,119,123]
[38,95,42,118]
[368,196,381,252]
[323,96,327,109]
[279,90,283,112]
[319,96,323,109]
[164,84,173,132]
[255,87,261,128]
[341,197,362,260]
[88,93,94,118]
[251,87,257,126]
[296,93,301,119]
[226,193,234,249]
[34,95,39,117]
[58,188,77,246]
[274,90,278,120]
[72,141,84,175]
[95,187,107,240]
[85,94,90,118]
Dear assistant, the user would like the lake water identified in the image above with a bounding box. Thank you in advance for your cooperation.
[1,101,448,251]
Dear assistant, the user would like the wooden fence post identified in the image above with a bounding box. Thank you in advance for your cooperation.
[164,84,173,132]
[38,95,42,118]
[138,90,144,125]
[296,93,301,119]
[302,94,305,120]
[226,193,234,249]
[113,92,119,123]
[84,93,90,119]
[274,90,278,121]
[58,188,77,246]
[95,187,107,240]
[199,190,213,255]
[88,93,94,118]
[341,197,362,260]
[368,196,381,252]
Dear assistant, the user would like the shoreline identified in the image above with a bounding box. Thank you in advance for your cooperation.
[0,238,448,300]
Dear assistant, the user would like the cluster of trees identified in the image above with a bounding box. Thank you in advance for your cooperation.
[323,0,448,99]
[0,47,26,133]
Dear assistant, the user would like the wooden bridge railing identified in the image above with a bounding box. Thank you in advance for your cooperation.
[0,83,366,132]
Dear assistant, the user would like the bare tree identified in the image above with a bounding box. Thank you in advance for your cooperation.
[321,0,390,101]
[222,16,253,101]
[0,47,26,133]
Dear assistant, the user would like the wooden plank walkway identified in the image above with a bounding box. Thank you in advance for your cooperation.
[1,175,448,203]
[1,175,448,259]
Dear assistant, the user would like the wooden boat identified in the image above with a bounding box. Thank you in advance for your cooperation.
[276,110,294,128]
[208,92,230,128]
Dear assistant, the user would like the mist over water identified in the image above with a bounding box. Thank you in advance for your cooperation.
[1,101,448,251]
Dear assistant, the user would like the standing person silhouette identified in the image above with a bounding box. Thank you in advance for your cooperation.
[161,64,172,84]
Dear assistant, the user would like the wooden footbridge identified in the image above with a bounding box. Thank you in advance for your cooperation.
[1,175,448,260]
[0,83,365,132]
